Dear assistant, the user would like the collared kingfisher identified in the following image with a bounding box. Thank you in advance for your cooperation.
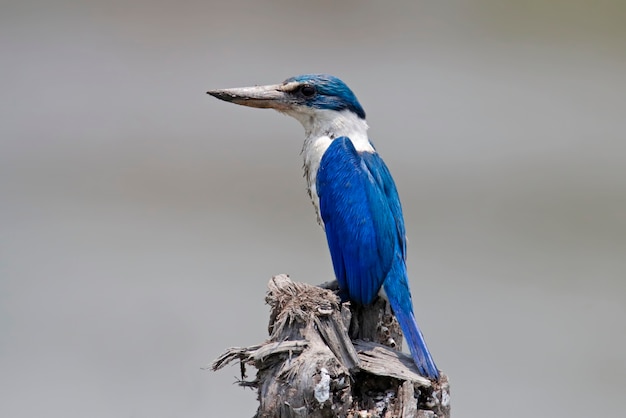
[207,74,440,380]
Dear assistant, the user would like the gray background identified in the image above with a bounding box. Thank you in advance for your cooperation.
[1,1,625,417]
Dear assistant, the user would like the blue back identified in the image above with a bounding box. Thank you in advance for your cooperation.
[316,137,406,304]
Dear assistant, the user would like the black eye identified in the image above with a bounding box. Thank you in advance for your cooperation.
[299,85,316,97]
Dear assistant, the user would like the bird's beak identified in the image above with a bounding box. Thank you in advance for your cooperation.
[207,84,291,111]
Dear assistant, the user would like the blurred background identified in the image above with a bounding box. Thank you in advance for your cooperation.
[1,1,625,417]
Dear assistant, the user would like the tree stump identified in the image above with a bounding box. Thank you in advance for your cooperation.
[212,274,450,417]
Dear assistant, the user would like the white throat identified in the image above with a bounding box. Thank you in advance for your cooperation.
[285,108,373,226]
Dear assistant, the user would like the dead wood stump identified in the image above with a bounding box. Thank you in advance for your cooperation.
[212,274,450,417]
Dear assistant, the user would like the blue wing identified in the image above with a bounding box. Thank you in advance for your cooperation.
[316,136,406,304]
[317,136,440,379]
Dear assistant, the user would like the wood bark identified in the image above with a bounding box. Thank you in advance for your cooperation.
[212,274,450,417]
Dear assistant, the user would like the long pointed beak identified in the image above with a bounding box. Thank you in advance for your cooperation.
[207,84,291,111]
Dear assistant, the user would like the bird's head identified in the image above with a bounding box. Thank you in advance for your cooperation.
[207,74,366,134]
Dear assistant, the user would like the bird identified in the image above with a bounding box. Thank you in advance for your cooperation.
[207,74,440,380]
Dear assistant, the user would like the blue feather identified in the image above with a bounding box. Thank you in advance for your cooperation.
[383,254,440,379]
[317,137,394,304]
[317,136,439,379]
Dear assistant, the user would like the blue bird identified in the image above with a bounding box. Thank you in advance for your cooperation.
[207,74,440,380]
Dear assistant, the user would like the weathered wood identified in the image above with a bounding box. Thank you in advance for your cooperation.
[212,274,450,417]
[352,340,430,386]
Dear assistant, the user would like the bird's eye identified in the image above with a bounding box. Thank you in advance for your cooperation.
[299,85,316,97]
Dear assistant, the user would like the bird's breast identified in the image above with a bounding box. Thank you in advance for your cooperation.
[302,135,333,226]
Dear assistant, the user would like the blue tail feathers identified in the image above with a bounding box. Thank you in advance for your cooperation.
[383,260,440,380]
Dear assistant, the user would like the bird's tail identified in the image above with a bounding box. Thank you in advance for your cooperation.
[383,261,440,380]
